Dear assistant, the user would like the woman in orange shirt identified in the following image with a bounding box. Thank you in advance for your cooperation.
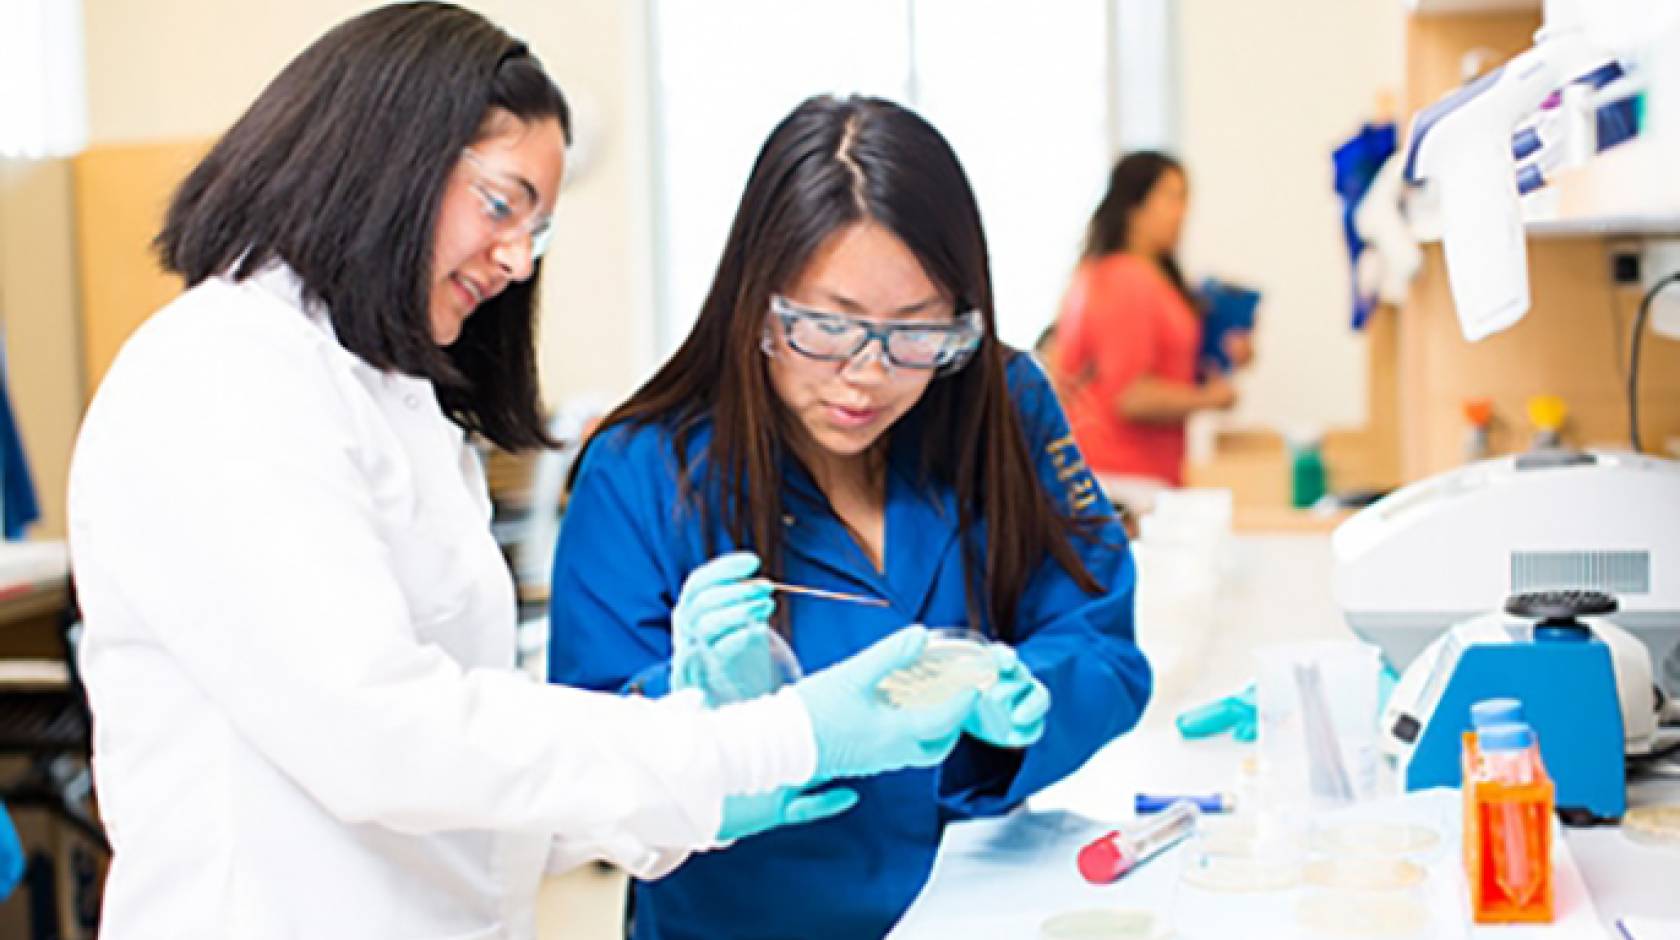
[1055,152,1251,495]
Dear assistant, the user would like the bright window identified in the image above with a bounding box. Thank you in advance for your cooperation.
[649,1,1161,352]
[0,0,87,159]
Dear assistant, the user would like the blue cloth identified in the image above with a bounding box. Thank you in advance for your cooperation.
[0,336,40,540]
[0,802,23,902]
[1331,122,1397,330]
[549,353,1152,940]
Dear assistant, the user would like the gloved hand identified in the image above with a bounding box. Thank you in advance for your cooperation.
[671,552,777,704]
[963,646,1050,749]
[793,626,976,782]
[716,783,859,842]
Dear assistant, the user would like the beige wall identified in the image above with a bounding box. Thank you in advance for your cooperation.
[81,0,657,408]
[1177,0,1406,433]
[0,157,83,539]
[0,1,655,534]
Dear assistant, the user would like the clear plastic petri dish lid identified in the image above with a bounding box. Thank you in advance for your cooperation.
[1623,805,1680,847]
[1301,857,1426,891]
[1038,908,1160,940]
[1295,888,1435,939]
[1308,820,1442,859]
[1178,811,1307,895]
[705,628,804,706]
[876,627,999,709]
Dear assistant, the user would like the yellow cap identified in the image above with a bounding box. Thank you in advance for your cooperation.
[1527,394,1568,432]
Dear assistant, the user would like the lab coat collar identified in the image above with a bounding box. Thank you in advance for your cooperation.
[240,260,430,397]
[242,260,343,346]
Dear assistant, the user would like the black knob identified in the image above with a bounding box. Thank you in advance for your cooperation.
[1504,590,1618,621]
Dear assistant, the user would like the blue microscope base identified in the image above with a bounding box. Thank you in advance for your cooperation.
[1402,641,1625,821]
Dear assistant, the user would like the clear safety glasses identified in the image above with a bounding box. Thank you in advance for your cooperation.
[767,295,984,375]
[459,148,554,260]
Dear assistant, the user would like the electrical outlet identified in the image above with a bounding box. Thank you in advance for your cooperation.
[1610,249,1641,285]
[1643,238,1680,339]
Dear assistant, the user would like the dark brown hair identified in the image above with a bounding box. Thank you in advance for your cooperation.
[580,95,1102,641]
[156,2,570,451]
[1081,150,1197,311]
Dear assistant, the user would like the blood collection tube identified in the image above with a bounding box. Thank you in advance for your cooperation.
[1077,799,1200,884]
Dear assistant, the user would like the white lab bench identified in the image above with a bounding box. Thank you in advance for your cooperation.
[894,534,1680,938]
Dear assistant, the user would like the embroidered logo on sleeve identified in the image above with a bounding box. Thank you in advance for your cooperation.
[1047,433,1101,514]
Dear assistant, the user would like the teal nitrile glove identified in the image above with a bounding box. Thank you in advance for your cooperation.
[1175,684,1256,741]
[794,626,977,781]
[717,784,859,842]
[671,552,777,704]
[963,646,1051,749]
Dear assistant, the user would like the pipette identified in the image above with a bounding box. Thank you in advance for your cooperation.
[762,581,889,607]
[1077,800,1200,884]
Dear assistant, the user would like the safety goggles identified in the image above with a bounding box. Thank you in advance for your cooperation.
[460,148,554,260]
[768,295,984,374]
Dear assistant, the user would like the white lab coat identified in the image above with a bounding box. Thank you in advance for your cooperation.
[68,264,815,940]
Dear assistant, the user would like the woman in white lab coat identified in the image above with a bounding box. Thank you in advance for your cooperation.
[66,5,974,938]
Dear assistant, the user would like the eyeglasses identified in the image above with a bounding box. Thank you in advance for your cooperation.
[460,149,554,260]
[768,295,984,373]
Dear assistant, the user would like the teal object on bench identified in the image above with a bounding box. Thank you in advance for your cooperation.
[0,801,22,901]
[1176,684,1256,742]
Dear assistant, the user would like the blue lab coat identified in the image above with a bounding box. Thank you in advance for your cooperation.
[549,353,1151,940]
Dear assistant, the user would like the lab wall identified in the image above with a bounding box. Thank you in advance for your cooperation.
[1175,0,1407,434]
[80,0,658,408]
[1402,239,1680,476]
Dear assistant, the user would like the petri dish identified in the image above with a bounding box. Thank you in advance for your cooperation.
[877,627,999,708]
[1180,813,1305,893]
[1308,821,1440,858]
[1038,908,1156,940]
[1622,805,1680,847]
[1302,857,1425,891]
[1179,853,1302,892]
[1296,891,1430,938]
[704,628,804,705]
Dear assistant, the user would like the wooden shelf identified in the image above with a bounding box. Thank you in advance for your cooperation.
[1527,214,1680,238]
[1405,0,1537,14]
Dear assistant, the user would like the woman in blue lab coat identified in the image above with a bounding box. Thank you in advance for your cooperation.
[549,95,1152,940]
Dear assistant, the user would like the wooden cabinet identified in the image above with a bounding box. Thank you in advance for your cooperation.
[70,140,204,400]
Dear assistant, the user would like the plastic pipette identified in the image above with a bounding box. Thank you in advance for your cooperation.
[761,581,889,607]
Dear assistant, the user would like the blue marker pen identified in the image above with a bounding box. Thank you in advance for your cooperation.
[1135,792,1234,814]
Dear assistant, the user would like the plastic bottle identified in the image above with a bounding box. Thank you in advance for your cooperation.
[1479,722,1541,906]
[1463,398,1494,462]
[1290,437,1327,509]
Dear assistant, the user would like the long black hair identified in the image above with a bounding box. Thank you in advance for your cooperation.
[156,2,570,451]
[583,95,1103,641]
[1081,151,1197,311]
